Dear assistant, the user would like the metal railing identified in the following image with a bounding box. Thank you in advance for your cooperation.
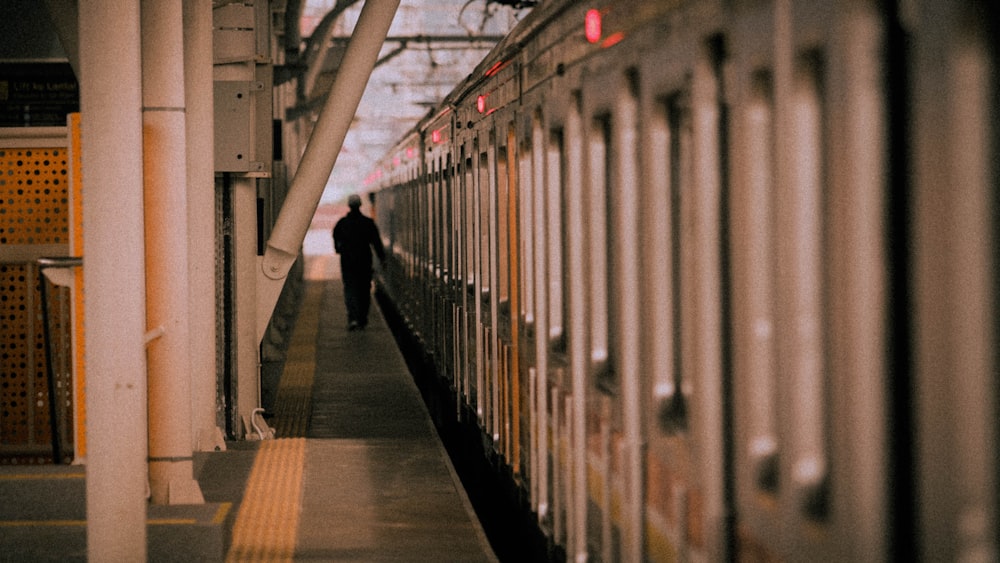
[37,256,83,464]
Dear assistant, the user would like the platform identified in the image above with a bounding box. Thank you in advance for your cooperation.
[226,273,496,562]
[0,256,496,562]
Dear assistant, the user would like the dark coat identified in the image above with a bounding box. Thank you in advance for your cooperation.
[333,209,385,279]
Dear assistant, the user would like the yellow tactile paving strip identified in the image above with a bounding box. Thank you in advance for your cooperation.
[226,438,306,562]
[271,282,322,439]
[224,276,321,560]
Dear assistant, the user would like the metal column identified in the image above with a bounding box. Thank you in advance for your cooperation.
[142,0,204,505]
[184,0,224,452]
[79,1,148,559]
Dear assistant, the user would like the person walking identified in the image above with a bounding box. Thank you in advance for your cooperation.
[333,194,386,331]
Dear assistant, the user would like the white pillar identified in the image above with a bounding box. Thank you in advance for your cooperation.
[257,0,400,342]
[79,2,148,560]
[183,0,224,452]
[142,0,204,505]
[235,177,262,435]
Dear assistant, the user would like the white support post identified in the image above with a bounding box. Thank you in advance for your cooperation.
[142,0,204,505]
[256,0,400,343]
[235,177,262,436]
[79,2,148,560]
[183,0,225,452]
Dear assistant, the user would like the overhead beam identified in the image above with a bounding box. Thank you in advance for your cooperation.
[331,34,508,44]
[42,0,80,77]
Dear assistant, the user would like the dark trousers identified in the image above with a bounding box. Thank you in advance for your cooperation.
[343,272,372,327]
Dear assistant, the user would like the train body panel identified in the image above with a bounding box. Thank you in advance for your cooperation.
[369,0,998,561]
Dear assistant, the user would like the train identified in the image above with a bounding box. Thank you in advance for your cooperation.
[362,0,998,561]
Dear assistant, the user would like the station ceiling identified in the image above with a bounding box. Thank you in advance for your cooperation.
[293,0,525,202]
[0,0,529,202]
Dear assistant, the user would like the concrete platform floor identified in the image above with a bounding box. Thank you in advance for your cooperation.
[226,275,497,562]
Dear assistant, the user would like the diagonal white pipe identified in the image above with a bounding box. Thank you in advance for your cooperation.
[257,0,400,343]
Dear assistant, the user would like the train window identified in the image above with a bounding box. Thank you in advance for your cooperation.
[528,112,548,522]
[427,166,435,278]
[652,93,689,434]
[785,51,828,520]
[521,130,535,329]
[480,151,491,304]
[433,160,442,279]
[646,97,672,432]
[460,151,474,403]
[476,147,490,421]
[614,71,644,561]
[610,70,642,396]
[742,70,780,492]
[422,167,429,269]
[465,156,475,289]
[485,140,499,437]
[564,92,589,558]
[547,129,566,356]
[445,154,454,283]
[444,154,459,281]
[456,154,464,288]
[507,126,522,330]
[440,156,447,280]
[507,125,523,473]
[497,144,510,308]
[588,115,612,389]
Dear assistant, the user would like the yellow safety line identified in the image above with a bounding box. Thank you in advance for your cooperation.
[213,502,233,525]
[0,520,87,527]
[0,520,197,527]
[0,502,230,528]
[226,438,306,562]
[148,518,198,526]
[0,473,85,480]
[272,283,322,438]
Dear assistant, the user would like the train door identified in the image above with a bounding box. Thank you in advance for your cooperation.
[694,36,735,563]
[729,2,903,561]
[463,143,478,415]
[475,136,489,423]
[431,156,444,366]
[442,153,456,404]
[518,119,536,488]
[422,158,433,350]
[608,69,645,563]
[502,122,524,474]
[539,105,571,554]
[520,108,541,519]
[494,134,510,461]
[452,149,467,417]
[455,143,472,416]
[584,102,614,563]
[482,133,497,439]
[639,31,734,562]
[562,89,591,562]
[909,2,999,560]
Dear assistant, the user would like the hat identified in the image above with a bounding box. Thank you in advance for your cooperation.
[347,194,362,208]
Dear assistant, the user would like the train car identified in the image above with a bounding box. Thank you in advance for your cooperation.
[368,0,998,561]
